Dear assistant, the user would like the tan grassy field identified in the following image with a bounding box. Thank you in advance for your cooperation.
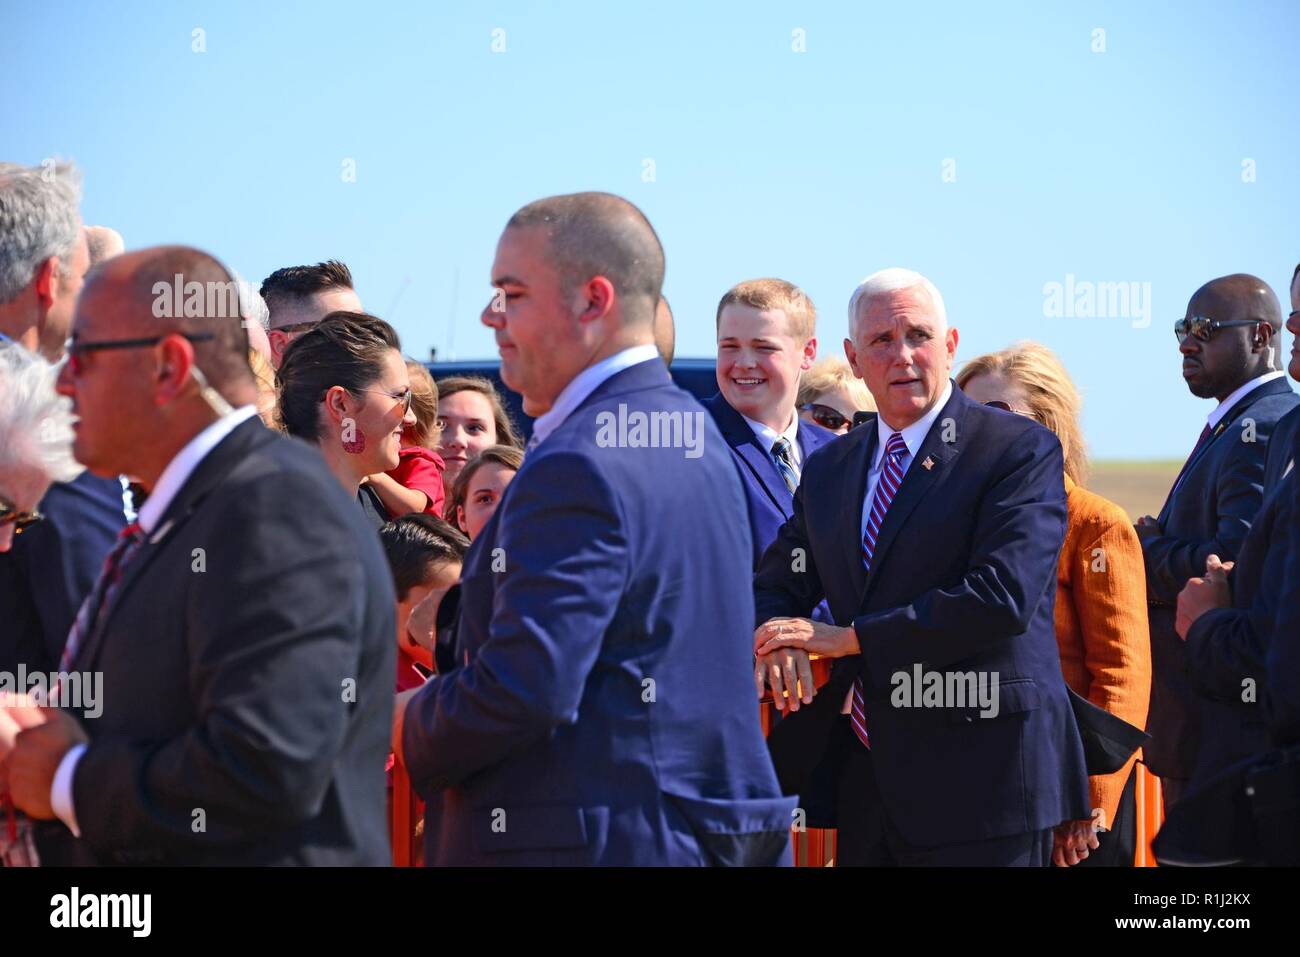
[1086,461,1181,521]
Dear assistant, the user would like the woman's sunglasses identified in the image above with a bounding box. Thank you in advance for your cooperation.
[801,403,850,431]
[355,387,414,415]
[0,499,43,533]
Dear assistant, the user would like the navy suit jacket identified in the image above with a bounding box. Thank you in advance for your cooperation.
[754,384,1089,847]
[1142,376,1299,778]
[1266,420,1300,746]
[0,471,127,675]
[702,393,834,623]
[402,359,795,866]
[37,418,395,865]
[1263,404,1300,493]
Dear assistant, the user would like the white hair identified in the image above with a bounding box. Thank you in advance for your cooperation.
[0,160,83,304]
[847,268,947,333]
[0,343,82,484]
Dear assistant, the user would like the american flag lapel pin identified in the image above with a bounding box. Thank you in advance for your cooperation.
[922,456,935,471]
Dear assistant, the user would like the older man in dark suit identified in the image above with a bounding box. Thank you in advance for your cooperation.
[398,193,794,866]
[752,268,1089,866]
[1138,273,1298,809]
[2,246,394,865]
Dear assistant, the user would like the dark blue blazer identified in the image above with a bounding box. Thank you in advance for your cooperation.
[702,393,834,623]
[754,384,1089,847]
[1265,421,1300,747]
[1263,404,1300,493]
[402,359,795,866]
[1143,376,1299,778]
[1184,466,1295,785]
[0,471,127,675]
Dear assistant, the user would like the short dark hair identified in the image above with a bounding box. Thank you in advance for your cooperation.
[260,260,354,321]
[379,513,469,600]
[276,311,400,442]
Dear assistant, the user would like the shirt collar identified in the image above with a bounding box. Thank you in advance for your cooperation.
[740,410,802,466]
[874,379,953,464]
[529,344,661,448]
[1207,371,1285,430]
[137,406,259,533]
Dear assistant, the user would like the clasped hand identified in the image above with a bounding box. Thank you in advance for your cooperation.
[752,618,859,712]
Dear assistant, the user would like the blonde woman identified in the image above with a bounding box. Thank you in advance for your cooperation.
[796,357,875,434]
[957,342,1151,867]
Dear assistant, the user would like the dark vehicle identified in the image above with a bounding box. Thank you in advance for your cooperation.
[427,358,718,442]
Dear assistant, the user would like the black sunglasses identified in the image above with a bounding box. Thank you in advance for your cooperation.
[0,499,43,533]
[801,403,849,431]
[64,333,216,375]
[1174,316,1263,343]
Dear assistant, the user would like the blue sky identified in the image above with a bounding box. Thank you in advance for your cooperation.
[4,1,1296,457]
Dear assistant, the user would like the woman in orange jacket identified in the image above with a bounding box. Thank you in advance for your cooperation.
[958,342,1151,867]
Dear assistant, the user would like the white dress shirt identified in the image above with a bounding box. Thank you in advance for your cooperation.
[1206,370,1285,430]
[50,405,260,837]
[528,344,661,449]
[741,410,803,474]
[859,381,953,548]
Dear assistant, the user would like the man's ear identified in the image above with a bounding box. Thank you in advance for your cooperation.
[843,337,861,378]
[801,336,818,370]
[577,276,616,325]
[946,326,960,368]
[33,257,59,308]
[154,335,196,405]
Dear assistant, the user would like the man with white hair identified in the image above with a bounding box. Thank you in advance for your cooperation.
[0,161,129,679]
[0,161,90,361]
[752,267,1090,866]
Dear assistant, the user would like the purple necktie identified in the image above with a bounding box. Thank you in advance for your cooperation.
[851,432,908,748]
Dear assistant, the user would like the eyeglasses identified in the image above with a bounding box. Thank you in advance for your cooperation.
[355,387,413,415]
[800,403,850,431]
[1174,316,1263,343]
[63,333,215,375]
[0,499,43,533]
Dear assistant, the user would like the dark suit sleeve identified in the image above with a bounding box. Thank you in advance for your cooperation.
[1141,436,1266,604]
[753,479,826,627]
[401,451,627,794]
[855,428,1067,688]
[71,476,378,854]
[1184,609,1265,704]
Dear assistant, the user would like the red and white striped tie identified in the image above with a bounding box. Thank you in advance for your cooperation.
[850,432,908,748]
[58,521,144,675]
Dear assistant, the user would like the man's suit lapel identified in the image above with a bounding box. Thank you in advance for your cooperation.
[1157,378,1292,524]
[74,417,271,671]
[706,395,791,516]
[859,389,964,604]
[837,423,875,599]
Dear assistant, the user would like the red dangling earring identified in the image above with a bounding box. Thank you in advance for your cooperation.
[342,430,367,455]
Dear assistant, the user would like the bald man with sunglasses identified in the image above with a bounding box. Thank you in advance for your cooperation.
[1137,273,1299,811]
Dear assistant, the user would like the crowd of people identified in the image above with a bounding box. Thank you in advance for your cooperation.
[0,157,1298,867]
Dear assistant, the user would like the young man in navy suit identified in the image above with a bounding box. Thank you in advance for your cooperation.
[751,268,1090,866]
[703,280,835,583]
[397,193,795,866]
